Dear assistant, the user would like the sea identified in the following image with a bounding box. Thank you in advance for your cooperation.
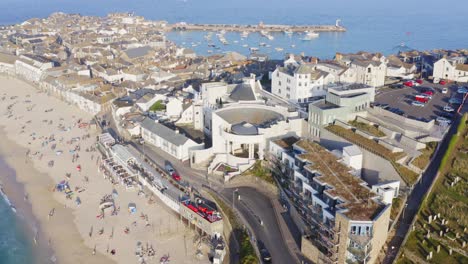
[0,0,467,263]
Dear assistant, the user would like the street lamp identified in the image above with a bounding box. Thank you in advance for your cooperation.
[232,188,239,209]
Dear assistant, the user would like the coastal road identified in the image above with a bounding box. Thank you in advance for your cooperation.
[221,187,297,264]
[382,113,464,264]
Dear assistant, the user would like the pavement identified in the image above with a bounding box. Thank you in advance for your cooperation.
[382,112,464,264]
[375,81,458,121]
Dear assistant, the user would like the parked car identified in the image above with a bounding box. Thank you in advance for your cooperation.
[423,91,433,99]
[443,105,455,112]
[441,87,448,94]
[421,88,435,95]
[439,80,447,85]
[449,97,462,104]
[436,116,452,124]
[412,101,425,107]
[164,161,175,175]
[171,172,181,181]
[457,87,468,94]
[257,241,272,263]
[440,112,454,119]
[390,83,404,89]
[415,95,429,103]
[415,79,423,84]
[403,81,414,87]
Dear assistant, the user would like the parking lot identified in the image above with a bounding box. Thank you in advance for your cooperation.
[375,80,465,121]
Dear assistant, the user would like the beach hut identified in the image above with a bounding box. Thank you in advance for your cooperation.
[128,203,137,214]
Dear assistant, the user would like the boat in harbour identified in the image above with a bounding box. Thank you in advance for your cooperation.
[241,31,249,38]
[301,31,319,41]
[275,47,284,51]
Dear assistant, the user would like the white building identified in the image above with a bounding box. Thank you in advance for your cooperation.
[15,54,54,82]
[308,83,375,137]
[271,64,335,102]
[433,57,468,83]
[372,181,400,205]
[342,145,363,177]
[140,118,204,161]
[0,52,16,75]
[191,102,304,175]
[166,97,184,120]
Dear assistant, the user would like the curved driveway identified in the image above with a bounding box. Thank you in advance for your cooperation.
[221,187,297,264]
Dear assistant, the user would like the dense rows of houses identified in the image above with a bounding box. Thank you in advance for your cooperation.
[0,11,466,264]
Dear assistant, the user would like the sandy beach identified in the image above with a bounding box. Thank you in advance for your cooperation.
[0,75,210,264]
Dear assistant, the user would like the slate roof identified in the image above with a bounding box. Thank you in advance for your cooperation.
[124,46,152,59]
[140,119,189,146]
[229,83,256,101]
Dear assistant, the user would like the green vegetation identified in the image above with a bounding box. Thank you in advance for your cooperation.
[327,125,404,161]
[327,125,422,185]
[412,142,438,170]
[397,114,468,264]
[349,120,385,137]
[393,163,419,186]
[209,192,259,264]
[149,100,166,111]
[243,160,275,184]
[240,229,258,264]
[390,196,403,220]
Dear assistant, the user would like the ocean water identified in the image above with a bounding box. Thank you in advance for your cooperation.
[0,156,35,264]
[0,185,34,264]
[0,0,467,59]
[0,1,466,263]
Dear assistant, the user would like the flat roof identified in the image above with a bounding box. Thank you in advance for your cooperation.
[272,136,299,150]
[311,101,340,110]
[295,140,383,221]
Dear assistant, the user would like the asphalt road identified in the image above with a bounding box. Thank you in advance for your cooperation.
[221,187,297,264]
[382,113,464,263]
[375,81,456,121]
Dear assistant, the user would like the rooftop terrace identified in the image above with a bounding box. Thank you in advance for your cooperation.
[295,140,384,221]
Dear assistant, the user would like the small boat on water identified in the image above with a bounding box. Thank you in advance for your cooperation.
[259,42,267,47]
[242,44,248,48]
[284,29,293,35]
[241,31,249,38]
[301,31,319,41]
[275,47,284,51]
[250,47,259,52]
[291,44,296,48]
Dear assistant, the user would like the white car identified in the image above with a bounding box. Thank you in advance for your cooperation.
[436,117,451,124]
[442,88,448,94]
[443,105,454,112]
[411,101,425,107]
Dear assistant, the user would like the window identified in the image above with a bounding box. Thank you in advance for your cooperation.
[278,89,281,94]
[298,82,302,86]
[367,67,371,73]
[278,81,281,86]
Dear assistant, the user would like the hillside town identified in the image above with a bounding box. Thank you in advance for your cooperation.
[0,12,467,264]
